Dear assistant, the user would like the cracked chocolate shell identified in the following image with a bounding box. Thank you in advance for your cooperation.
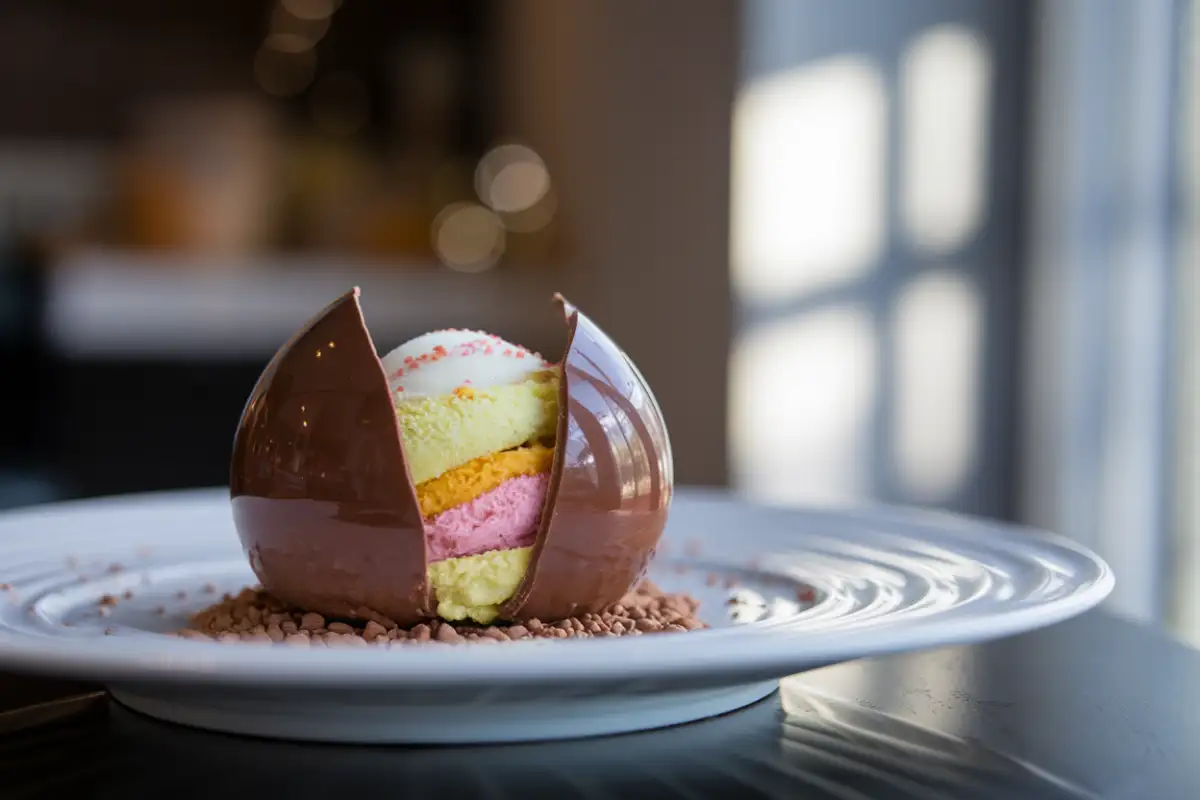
[230,288,673,625]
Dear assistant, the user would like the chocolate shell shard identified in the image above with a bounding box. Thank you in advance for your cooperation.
[230,288,430,624]
[501,294,674,621]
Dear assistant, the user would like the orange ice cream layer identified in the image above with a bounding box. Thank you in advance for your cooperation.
[415,443,555,519]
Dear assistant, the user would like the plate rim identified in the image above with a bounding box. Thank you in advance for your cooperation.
[0,487,1115,687]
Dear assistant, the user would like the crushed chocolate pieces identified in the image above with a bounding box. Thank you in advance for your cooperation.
[179,582,706,646]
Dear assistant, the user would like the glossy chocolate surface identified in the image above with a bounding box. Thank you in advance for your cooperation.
[230,289,430,624]
[501,295,673,620]
[230,289,672,624]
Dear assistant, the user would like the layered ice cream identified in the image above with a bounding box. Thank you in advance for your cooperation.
[381,329,558,624]
[231,289,673,628]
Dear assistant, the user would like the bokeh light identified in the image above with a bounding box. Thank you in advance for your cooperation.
[432,202,506,272]
[281,0,340,21]
[498,186,558,234]
[475,144,551,214]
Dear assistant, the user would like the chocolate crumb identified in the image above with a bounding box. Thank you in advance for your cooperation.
[202,583,217,595]
[175,590,188,600]
[0,583,10,592]
[176,582,707,645]
[122,590,135,600]
[106,564,124,574]
[435,624,463,643]
[352,606,398,630]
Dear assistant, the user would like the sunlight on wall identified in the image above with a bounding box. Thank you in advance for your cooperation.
[901,25,992,254]
[729,306,877,505]
[731,56,886,304]
[892,269,983,500]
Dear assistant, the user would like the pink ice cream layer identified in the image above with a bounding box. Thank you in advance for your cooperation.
[424,473,549,562]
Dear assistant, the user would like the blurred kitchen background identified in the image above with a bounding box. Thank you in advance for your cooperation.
[0,1,1195,643]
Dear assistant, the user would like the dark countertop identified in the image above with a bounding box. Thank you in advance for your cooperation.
[0,608,1196,799]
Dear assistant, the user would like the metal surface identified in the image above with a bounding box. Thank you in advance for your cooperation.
[0,609,1194,798]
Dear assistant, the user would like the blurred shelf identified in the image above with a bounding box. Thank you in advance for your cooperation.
[45,249,563,359]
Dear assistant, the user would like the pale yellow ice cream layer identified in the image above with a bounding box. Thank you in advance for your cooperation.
[427,547,532,624]
[396,374,559,485]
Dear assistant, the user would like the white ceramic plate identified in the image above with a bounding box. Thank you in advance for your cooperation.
[0,488,1113,744]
